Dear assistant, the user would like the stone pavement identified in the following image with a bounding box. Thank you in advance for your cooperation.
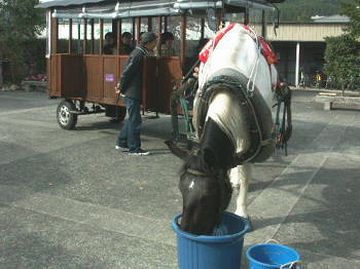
[0,90,359,268]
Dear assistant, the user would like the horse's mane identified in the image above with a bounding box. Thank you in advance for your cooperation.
[179,151,211,178]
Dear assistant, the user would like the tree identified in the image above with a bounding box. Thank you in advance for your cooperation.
[0,0,45,83]
[324,0,360,93]
[275,0,353,22]
[342,0,360,38]
[324,35,360,93]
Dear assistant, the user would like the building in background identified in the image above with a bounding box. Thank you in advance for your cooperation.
[265,15,349,86]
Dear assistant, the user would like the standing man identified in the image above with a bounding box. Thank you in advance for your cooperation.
[115,32,158,156]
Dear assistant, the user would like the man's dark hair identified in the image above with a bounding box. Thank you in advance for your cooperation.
[121,32,133,39]
[160,32,174,44]
[140,32,158,46]
[105,32,114,40]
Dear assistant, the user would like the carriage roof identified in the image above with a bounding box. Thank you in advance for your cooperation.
[37,0,279,19]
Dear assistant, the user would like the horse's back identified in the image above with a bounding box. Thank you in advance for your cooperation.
[199,23,274,108]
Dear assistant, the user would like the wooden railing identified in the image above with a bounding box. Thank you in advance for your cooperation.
[48,54,182,113]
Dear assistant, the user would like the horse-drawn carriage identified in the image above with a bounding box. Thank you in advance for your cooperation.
[37,0,285,130]
[38,0,294,240]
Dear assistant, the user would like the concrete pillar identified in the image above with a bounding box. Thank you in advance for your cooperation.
[46,10,51,59]
[295,42,300,87]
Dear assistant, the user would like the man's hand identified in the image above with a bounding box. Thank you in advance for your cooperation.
[192,67,199,78]
[115,82,121,94]
[115,82,126,100]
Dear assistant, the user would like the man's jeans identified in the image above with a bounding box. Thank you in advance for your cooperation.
[116,97,142,152]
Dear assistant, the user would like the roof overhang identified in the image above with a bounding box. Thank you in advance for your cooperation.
[37,0,275,19]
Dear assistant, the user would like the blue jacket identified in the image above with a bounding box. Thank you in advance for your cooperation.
[120,45,151,101]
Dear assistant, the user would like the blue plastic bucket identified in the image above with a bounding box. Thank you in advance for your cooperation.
[172,212,251,269]
[246,243,301,269]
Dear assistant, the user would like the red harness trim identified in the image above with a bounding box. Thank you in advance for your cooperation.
[258,36,278,65]
[198,23,278,66]
[199,23,236,63]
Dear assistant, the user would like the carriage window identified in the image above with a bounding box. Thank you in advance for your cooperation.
[150,16,176,57]
[55,18,85,54]
[140,20,148,37]
[88,19,105,54]
[71,19,83,54]
[226,8,272,36]
[57,18,70,53]
[83,19,94,54]
[226,12,245,24]
[120,18,133,35]
[183,16,213,63]
[101,19,114,54]
[103,20,113,38]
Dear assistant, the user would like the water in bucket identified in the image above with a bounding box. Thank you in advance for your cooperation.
[246,243,301,269]
[172,211,251,269]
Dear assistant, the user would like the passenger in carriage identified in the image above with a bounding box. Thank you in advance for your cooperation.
[137,31,145,44]
[159,32,175,56]
[119,32,135,55]
[103,32,116,55]
[115,32,158,156]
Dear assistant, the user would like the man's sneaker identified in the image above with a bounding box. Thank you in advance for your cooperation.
[128,148,150,156]
[115,144,128,152]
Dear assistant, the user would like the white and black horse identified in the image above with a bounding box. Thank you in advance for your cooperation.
[176,23,284,235]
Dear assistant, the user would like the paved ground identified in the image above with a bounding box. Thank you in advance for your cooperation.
[0,90,359,269]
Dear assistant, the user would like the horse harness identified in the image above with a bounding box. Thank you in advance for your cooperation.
[274,83,292,155]
[195,68,276,168]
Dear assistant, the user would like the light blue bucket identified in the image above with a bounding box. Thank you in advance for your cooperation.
[246,243,301,269]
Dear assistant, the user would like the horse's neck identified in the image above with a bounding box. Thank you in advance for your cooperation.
[206,91,250,155]
[200,115,237,170]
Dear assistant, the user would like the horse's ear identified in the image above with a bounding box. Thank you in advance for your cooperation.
[165,140,190,160]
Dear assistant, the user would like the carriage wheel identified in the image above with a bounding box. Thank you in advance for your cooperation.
[56,100,78,130]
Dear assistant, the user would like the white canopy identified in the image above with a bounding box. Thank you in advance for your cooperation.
[37,0,276,19]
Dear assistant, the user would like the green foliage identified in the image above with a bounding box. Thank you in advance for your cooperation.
[342,0,360,37]
[324,0,360,92]
[324,35,360,92]
[275,0,353,22]
[0,0,45,83]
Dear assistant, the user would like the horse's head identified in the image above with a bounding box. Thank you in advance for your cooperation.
[179,145,232,235]
[176,90,237,235]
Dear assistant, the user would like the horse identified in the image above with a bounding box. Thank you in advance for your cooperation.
[177,23,282,235]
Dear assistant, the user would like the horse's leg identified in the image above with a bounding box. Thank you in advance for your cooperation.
[230,164,252,218]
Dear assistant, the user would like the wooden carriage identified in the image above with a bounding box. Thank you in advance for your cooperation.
[37,0,284,129]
